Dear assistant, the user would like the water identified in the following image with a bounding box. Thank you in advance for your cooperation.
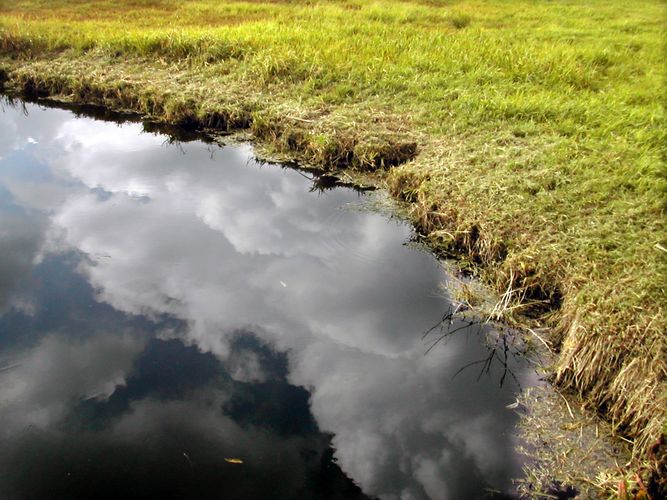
[0,100,531,499]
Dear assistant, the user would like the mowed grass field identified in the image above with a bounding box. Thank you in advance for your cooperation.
[0,0,664,489]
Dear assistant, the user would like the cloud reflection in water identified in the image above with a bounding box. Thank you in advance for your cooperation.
[0,102,530,499]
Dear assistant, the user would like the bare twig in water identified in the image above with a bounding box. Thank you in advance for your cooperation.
[422,305,524,389]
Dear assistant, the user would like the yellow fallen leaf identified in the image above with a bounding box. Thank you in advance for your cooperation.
[224,458,244,464]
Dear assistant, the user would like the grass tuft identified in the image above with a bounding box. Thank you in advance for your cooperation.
[449,11,471,29]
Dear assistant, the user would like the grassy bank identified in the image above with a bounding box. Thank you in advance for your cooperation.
[1,0,665,492]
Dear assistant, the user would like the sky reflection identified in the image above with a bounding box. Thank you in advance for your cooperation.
[0,101,530,499]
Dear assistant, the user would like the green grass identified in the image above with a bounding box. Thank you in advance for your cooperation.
[0,0,665,490]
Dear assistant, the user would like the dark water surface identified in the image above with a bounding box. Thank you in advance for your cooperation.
[0,100,531,499]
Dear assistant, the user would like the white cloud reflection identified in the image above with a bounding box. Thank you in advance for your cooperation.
[0,103,529,499]
[0,332,145,436]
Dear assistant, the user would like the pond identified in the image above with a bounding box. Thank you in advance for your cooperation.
[0,99,532,499]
